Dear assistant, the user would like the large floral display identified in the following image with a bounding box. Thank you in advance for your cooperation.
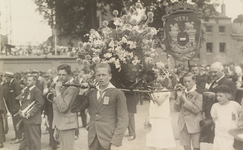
[74,2,176,90]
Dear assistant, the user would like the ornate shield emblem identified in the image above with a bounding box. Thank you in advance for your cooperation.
[163,3,202,62]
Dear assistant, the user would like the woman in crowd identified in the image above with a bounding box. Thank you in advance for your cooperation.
[146,76,176,150]
[174,72,203,150]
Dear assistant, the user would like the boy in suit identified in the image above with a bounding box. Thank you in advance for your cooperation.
[52,64,79,150]
[174,72,203,150]
[86,63,129,150]
[19,75,44,150]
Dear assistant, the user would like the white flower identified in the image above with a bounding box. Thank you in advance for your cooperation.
[127,41,136,49]
[108,57,116,63]
[156,62,165,69]
[104,53,112,58]
[108,40,115,48]
[132,59,140,65]
[114,18,123,26]
[121,37,128,43]
[92,57,100,64]
[145,57,152,64]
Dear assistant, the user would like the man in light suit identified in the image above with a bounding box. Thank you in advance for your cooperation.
[52,64,79,150]
[174,72,203,150]
[19,75,44,150]
[4,72,22,144]
[85,63,129,150]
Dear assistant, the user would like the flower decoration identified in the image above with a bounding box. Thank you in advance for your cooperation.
[74,2,165,89]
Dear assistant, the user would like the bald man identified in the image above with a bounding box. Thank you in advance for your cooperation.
[209,62,237,99]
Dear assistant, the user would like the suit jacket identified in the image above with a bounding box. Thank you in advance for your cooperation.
[195,74,208,94]
[174,90,203,133]
[21,86,44,124]
[5,79,21,113]
[52,85,79,130]
[87,88,128,149]
[0,84,6,113]
[209,76,237,99]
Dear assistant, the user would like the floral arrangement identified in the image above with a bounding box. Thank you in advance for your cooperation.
[74,2,173,89]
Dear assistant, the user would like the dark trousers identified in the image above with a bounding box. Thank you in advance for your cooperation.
[89,135,110,150]
[23,122,41,150]
[0,114,5,143]
[128,112,136,137]
[80,109,87,127]
[48,116,58,148]
[11,112,22,139]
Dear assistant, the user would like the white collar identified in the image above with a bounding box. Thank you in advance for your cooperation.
[10,78,14,84]
[28,85,36,91]
[216,75,225,83]
[65,78,74,84]
[96,82,115,91]
[185,85,197,94]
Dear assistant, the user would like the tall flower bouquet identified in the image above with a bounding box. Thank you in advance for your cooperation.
[74,2,175,89]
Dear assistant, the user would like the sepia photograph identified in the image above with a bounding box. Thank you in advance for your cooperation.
[0,0,243,150]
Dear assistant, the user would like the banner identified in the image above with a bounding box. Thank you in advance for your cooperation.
[164,13,201,62]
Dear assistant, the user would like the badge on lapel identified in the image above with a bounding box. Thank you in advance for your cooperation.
[103,96,109,105]
[27,93,31,100]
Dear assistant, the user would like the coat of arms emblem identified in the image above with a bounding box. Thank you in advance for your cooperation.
[163,2,202,62]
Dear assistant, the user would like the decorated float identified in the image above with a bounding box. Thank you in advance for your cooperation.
[71,0,202,92]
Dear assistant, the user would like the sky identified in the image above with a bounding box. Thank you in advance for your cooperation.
[0,0,243,46]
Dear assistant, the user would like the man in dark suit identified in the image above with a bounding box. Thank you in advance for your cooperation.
[191,64,207,94]
[0,75,7,148]
[209,62,237,99]
[52,64,79,150]
[85,63,129,150]
[19,75,44,150]
[4,72,22,144]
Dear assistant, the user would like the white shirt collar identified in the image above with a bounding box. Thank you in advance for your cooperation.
[216,75,225,83]
[10,78,14,84]
[65,78,74,84]
[185,85,197,94]
[29,85,36,91]
[96,82,115,92]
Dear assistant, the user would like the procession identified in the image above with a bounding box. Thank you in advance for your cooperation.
[1,0,243,150]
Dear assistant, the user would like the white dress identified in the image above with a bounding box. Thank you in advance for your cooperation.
[146,90,176,149]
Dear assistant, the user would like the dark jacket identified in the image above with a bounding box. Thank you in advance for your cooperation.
[5,79,21,113]
[21,86,44,124]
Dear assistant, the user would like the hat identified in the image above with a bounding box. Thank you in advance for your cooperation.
[31,69,39,74]
[4,71,14,78]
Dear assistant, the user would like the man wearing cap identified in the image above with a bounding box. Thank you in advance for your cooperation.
[4,72,22,144]
[31,69,44,93]
[19,75,44,150]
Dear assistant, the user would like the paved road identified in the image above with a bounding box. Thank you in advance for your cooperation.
[2,100,213,150]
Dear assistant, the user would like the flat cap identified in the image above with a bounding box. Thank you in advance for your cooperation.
[4,71,14,77]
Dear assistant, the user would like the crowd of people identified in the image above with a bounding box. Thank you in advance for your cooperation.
[0,61,243,150]
[0,45,78,57]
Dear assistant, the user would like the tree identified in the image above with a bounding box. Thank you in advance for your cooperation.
[233,14,243,23]
[34,0,218,41]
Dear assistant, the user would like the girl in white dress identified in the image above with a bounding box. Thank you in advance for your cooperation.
[146,79,176,150]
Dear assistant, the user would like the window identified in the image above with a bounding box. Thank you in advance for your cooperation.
[219,26,225,33]
[219,43,226,52]
[206,26,213,32]
[206,43,213,53]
